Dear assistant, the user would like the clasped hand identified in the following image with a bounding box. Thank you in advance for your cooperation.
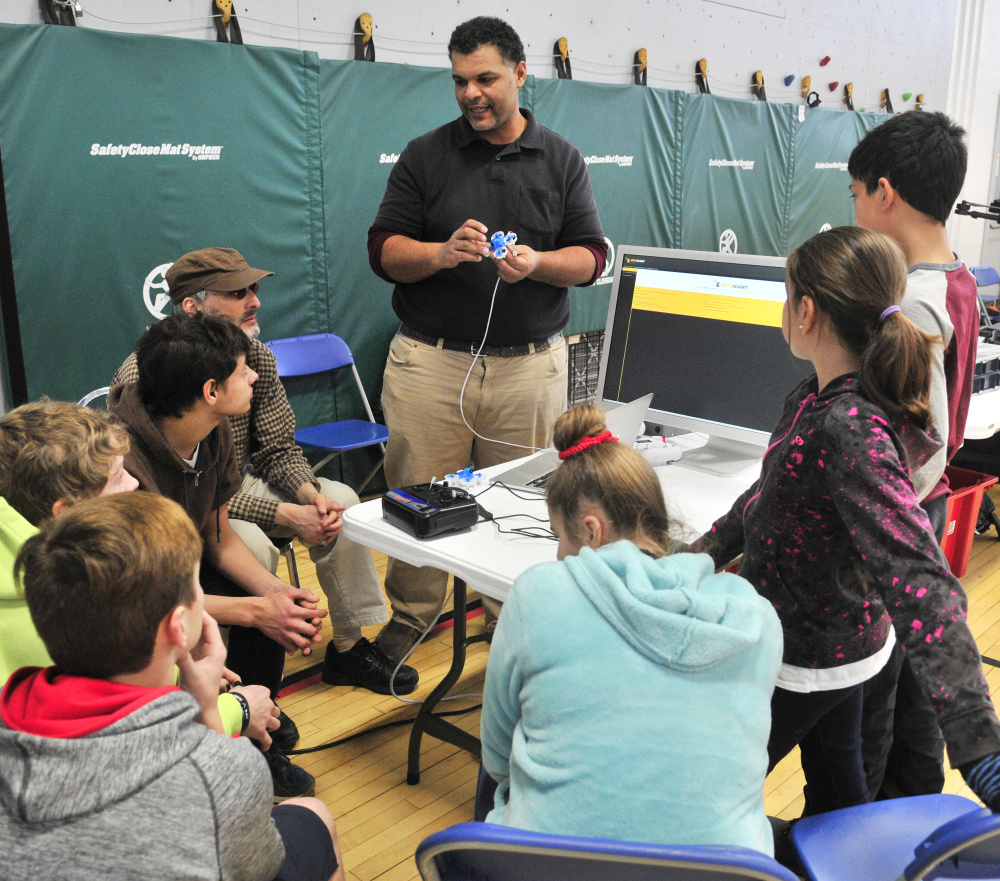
[260,585,328,655]
[286,493,343,546]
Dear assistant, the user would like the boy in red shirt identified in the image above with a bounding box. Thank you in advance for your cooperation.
[0,493,343,881]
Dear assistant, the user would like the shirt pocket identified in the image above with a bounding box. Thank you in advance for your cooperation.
[518,185,563,236]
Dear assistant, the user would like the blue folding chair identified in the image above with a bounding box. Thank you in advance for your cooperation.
[971,265,1000,327]
[416,822,800,881]
[790,793,1000,881]
[266,333,389,493]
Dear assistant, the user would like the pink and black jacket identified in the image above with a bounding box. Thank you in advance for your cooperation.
[696,373,1000,768]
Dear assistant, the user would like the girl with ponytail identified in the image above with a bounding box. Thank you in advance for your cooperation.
[697,226,1000,820]
[480,403,783,853]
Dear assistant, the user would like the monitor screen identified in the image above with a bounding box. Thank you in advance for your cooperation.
[597,245,813,473]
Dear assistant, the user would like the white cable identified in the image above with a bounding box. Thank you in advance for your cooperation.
[80,8,810,103]
[385,486,554,703]
[388,586,483,704]
[80,7,458,53]
[79,6,817,101]
[385,272,553,704]
[384,486,559,705]
[384,491,557,702]
[81,9,227,26]
[81,6,357,37]
[456,273,550,456]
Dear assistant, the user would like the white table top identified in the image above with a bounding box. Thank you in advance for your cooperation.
[967,389,1000,440]
[966,340,1000,440]
[342,439,759,603]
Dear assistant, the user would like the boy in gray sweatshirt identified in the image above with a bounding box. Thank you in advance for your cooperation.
[0,492,343,881]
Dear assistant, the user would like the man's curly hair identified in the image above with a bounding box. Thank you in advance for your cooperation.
[448,16,525,65]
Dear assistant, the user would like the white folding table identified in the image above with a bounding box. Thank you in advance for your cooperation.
[342,440,759,783]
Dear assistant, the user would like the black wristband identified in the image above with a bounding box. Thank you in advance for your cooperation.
[230,691,251,735]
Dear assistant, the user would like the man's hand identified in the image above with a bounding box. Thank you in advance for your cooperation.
[310,492,344,543]
[492,242,541,284]
[231,684,281,749]
[177,612,229,733]
[381,222,490,284]
[276,498,342,546]
[310,492,345,521]
[436,219,490,271]
[220,666,242,694]
[254,586,328,654]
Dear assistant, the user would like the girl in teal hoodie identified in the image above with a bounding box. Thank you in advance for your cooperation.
[480,404,784,854]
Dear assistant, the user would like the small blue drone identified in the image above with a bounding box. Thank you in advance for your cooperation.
[489,230,518,259]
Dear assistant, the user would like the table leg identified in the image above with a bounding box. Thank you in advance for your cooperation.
[407,577,484,785]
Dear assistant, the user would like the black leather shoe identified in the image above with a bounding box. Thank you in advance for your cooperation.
[271,711,299,753]
[264,747,315,801]
[322,636,419,695]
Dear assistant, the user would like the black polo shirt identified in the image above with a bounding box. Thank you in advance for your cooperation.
[370,110,605,346]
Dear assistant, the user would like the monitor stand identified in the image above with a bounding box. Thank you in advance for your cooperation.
[674,435,764,477]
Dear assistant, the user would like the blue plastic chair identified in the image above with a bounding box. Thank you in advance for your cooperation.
[266,333,388,493]
[415,822,800,881]
[971,265,1000,327]
[791,793,1000,881]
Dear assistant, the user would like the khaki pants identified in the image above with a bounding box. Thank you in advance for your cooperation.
[229,474,388,634]
[381,332,567,630]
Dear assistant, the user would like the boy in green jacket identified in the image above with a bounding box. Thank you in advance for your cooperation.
[0,400,275,744]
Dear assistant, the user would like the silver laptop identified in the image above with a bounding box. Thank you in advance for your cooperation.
[490,394,654,494]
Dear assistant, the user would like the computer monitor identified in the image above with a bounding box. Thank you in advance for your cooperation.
[596,245,813,475]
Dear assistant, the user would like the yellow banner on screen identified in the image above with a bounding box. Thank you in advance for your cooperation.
[632,285,783,328]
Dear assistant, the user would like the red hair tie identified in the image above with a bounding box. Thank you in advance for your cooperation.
[558,430,618,460]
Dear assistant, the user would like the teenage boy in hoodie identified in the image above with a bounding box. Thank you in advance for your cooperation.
[0,492,344,881]
[849,111,981,801]
[108,312,324,798]
[113,246,415,697]
[0,399,278,746]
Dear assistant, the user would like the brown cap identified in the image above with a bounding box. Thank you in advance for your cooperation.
[165,247,273,305]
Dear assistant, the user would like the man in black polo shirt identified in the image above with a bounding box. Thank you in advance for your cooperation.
[367,16,607,659]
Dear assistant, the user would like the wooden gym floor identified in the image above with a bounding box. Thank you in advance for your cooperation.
[276,487,1000,881]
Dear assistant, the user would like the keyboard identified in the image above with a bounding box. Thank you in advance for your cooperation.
[527,470,553,489]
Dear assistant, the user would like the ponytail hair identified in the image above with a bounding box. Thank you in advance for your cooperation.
[547,404,676,557]
[786,226,938,429]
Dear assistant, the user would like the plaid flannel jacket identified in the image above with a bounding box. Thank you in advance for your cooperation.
[113,339,319,530]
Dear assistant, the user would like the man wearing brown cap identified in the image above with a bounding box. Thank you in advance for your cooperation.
[115,248,418,698]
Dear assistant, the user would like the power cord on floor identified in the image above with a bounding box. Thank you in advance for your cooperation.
[286,702,482,755]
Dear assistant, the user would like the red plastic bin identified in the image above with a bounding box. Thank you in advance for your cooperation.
[941,465,998,577]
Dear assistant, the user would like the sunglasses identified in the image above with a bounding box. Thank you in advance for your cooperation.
[211,282,259,300]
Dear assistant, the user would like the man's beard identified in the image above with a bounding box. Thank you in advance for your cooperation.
[244,320,260,340]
